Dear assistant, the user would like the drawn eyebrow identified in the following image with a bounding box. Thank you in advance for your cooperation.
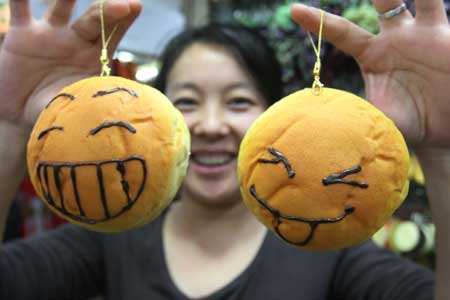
[322,165,369,188]
[89,121,137,136]
[92,87,138,98]
[38,126,64,140]
[258,148,296,178]
[46,93,75,109]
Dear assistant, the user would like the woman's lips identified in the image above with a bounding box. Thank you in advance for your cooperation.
[190,152,236,175]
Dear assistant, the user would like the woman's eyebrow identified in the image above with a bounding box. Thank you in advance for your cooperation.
[46,93,75,109]
[170,82,253,95]
[38,126,64,140]
[223,82,253,92]
[92,87,138,98]
[89,121,137,136]
[170,82,201,93]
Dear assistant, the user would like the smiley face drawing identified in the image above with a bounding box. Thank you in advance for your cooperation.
[238,88,410,250]
[27,77,190,232]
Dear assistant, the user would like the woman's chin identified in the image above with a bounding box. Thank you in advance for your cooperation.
[180,159,242,208]
[184,182,242,208]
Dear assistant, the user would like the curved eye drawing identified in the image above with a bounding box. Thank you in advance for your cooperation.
[38,126,64,140]
[89,121,137,136]
[258,147,295,178]
[46,93,75,109]
[93,87,138,98]
[322,166,368,189]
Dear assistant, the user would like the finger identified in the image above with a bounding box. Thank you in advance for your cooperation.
[71,0,139,43]
[291,4,373,62]
[45,0,76,26]
[9,0,31,26]
[372,0,413,29]
[106,0,142,53]
[415,0,448,25]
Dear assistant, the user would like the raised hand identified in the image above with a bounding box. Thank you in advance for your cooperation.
[0,0,142,125]
[291,0,450,148]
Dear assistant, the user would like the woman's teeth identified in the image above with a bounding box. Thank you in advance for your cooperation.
[192,154,234,166]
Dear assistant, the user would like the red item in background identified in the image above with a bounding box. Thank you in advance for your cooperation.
[17,177,66,237]
[112,58,137,79]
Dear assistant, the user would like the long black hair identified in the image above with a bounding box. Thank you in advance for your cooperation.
[154,23,283,106]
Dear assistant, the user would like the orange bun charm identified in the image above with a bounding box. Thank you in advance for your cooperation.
[27,76,190,232]
[238,88,409,250]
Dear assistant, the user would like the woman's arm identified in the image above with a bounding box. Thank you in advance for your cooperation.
[292,1,450,298]
[416,149,450,300]
[0,121,29,238]
[0,0,141,241]
[1,224,104,299]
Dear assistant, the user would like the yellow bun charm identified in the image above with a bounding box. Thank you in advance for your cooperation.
[27,76,190,232]
[238,88,409,250]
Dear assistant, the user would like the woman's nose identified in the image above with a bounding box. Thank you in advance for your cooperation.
[191,105,229,137]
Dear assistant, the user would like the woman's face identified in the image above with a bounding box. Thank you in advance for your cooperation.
[166,43,267,208]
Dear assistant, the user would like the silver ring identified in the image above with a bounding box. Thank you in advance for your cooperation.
[379,3,407,20]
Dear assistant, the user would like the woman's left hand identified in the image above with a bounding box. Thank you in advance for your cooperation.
[291,0,450,148]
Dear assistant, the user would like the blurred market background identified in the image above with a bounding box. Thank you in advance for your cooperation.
[1,0,449,270]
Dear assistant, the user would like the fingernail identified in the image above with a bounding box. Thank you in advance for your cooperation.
[292,3,309,9]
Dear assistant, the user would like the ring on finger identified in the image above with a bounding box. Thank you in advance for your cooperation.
[379,3,407,20]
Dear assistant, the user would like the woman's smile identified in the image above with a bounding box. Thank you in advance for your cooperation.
[190,151,237,175]
[165,43,267,205]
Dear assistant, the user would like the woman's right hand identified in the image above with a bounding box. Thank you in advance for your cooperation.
[0,0,141,126]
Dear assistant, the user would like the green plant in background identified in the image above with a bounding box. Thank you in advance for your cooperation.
[233,1,376,95]
[272,3,294,31]
[342,1,379,34]
[230,0,450,95]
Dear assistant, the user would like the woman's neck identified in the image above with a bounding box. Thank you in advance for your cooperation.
[162,195,268,299]
[164,196,266,253]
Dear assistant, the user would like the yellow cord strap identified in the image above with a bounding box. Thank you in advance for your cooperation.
[307,10,325,96]
[99,0,118,77]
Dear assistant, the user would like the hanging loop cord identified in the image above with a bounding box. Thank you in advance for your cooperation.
[307,10,325,96]
[99,0,118,77]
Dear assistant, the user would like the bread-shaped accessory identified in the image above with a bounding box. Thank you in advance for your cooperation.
[238,88,409,250]
[27,76,190,232]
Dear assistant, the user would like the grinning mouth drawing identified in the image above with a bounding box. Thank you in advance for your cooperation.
[37,156,147,224]
[249,148,368,246]
[250,185,354,246]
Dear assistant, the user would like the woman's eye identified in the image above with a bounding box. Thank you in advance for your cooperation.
[173,98,197,111]
[228,97,254,110]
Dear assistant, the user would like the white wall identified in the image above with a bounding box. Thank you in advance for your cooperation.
[31,0,185,56]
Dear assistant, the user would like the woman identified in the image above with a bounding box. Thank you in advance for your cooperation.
[156,24,283,298]
[0,0,448,299]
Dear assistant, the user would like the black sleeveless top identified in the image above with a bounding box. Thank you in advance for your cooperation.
[1,213,434,300]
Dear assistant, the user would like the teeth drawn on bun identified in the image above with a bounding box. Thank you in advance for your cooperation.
[27,76,191,233]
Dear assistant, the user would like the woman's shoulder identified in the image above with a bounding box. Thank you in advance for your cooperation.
[259,232,413,279]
